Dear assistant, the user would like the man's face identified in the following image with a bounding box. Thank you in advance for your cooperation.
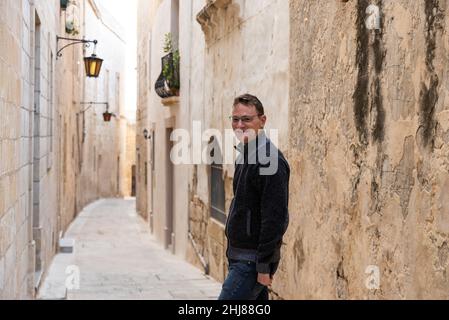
[231,103,267,143]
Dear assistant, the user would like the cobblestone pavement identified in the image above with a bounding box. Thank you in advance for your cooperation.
[37,198,222,300]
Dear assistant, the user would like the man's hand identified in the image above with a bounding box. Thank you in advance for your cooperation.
[257,273,272,286]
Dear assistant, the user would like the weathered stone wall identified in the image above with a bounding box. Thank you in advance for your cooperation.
[0,0,60,299]
[286,0,449,299]
[56,0,85,239]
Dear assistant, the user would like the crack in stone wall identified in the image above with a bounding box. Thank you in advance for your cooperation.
[418,0,443,149]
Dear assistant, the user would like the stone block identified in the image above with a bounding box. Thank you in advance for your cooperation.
[20,46,30,82]
[17,244,29,289]
[0,255,4,292]
[0,176,5,220]
[22,0,31,30]
[4,240,17,286]
[18,277,30,300]
[0,66,8,103]
[59,238,75,253]
[16,193,29,224]
[207,218,224,245]
[0,207,16,258]
[19,137,27,167]
[15,218,28,255]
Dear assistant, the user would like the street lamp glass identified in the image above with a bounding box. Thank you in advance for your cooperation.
[84,54,103,77]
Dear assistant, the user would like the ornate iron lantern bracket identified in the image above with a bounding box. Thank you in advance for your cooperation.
[56,36,97,59]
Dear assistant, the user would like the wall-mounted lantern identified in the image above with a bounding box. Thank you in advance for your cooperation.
[83,53,103,78]
[56,36,103,78]
[143,129,151,140]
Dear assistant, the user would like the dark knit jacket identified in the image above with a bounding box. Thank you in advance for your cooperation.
[225,131,290,275]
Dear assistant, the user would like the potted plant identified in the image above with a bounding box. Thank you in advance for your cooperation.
[162,33,180,96]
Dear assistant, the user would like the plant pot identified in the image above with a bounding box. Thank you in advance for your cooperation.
[103,112,112,122]
[169,87,180,97]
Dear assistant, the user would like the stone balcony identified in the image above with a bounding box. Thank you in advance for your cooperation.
[196,0,241,43]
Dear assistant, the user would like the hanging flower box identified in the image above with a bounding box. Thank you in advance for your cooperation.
[155,33,180,99]
[60,0,69,10]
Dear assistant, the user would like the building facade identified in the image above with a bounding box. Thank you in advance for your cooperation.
[0,0,61,299]
[0,0,131,299]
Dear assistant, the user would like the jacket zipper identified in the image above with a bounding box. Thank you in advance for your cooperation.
[246,209,251,237]
[225,198,235,237]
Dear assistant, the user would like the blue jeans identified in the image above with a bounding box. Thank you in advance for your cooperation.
[218,259,269,300]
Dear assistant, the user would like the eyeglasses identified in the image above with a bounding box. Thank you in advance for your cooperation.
[229,115,263,123]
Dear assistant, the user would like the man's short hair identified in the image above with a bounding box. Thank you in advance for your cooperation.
[233,93,264,115]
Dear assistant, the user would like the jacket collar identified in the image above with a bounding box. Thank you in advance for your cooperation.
[235,130,268,163]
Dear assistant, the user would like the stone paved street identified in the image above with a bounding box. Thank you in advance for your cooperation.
[37,199,222,300]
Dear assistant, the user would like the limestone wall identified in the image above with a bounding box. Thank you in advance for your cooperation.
[286,0,449,299]
[0,0,60,299]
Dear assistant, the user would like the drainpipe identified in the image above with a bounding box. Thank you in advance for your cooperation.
[188,232,209,275]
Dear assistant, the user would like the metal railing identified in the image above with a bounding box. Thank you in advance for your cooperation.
[155,52,180,98]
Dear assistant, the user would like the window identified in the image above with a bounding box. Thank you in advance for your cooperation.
[209,136,226,224]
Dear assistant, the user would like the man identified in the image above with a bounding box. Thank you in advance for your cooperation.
[218,94,290,300]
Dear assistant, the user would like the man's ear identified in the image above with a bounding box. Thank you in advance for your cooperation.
[260,114,267,127]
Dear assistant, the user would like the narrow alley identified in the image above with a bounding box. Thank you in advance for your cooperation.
[37,198,221,300]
